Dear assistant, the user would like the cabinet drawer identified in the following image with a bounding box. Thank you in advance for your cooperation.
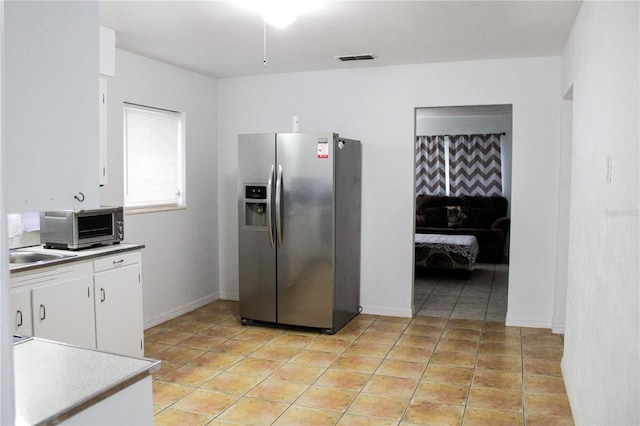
[11,262,93,289]
[94,251,141,273]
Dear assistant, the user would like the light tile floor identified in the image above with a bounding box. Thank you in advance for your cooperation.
[414,263,509,322]
[147,265,574,425]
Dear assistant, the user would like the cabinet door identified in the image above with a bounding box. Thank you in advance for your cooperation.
[32,276,96,349]
[94,264,144,357]
[4,1,100,212]
[99,77,108,186]
[10,288,32,336]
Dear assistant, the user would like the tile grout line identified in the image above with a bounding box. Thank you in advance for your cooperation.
[293,320,370,425]
[353,317,411,424]
[459,319,483,426]
[395,315,448,424]
[334,315,417,424]
[211,328,292,424]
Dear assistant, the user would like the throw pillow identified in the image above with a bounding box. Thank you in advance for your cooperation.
[446,206,468,228]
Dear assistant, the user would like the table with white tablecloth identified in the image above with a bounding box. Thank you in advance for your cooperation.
[414,234,479,271]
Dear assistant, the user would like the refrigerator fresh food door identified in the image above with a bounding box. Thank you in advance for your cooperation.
[276,133,335,329]
[238,133,277,323]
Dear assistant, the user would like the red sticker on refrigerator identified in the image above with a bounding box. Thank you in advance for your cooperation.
[317,138,329,158]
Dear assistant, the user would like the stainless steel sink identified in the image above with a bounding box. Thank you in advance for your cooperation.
[9,251,76,265]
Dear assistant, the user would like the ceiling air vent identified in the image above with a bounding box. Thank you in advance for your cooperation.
[337,54,375,62]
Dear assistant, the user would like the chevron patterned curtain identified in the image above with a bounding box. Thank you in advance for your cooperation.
[415,135,446,195]
[448,134,502,196]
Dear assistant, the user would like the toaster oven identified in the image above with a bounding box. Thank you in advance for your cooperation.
[40,207,124,250]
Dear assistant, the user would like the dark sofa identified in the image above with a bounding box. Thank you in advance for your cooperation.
[416,195,510,263]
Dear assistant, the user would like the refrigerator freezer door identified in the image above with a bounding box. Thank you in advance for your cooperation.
[276,133,335,329]
[238,133,277,323]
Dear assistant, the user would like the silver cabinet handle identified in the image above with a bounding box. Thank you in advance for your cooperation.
[39,304,46,321]
[16,310,23,327]
[275,164,283,249]
[113,259,125,265]
[100,288,106,302]
[266,165,275,248]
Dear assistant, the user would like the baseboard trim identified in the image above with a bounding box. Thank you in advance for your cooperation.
[361,304,413,318]
[220,291,239,301]
[505,314,552,329]
[144,293,220,329]
[145,295,414,326]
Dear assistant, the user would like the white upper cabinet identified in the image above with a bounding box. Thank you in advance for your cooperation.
[99,78,108,186]
[100,26,116,77]
[3,1,100,212]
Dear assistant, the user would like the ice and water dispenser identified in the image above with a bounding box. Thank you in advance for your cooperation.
[243,185,268,228]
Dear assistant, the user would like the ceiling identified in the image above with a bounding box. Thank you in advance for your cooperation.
[100,0,582,79]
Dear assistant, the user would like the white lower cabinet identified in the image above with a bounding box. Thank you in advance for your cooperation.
[10,287,32,336]
[32,267,96,349]
[11,262,95,349]
[94,252,144,357]
[10,249,144,357]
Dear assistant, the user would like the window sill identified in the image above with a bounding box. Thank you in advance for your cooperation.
[124,205,186,215]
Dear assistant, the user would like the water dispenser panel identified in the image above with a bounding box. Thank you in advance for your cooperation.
[245,202,267,228]
[244,184,268,228]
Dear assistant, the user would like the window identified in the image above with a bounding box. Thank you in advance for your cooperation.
[123,103,185,212]
[416,133,503,197]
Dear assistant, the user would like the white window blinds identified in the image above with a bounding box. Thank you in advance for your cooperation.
[123,103,185,210]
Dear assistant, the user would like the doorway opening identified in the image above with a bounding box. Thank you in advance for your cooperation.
[413,104,513,321]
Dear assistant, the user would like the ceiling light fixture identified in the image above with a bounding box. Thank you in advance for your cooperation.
[236,0,325,28]
[262,4,298,28]
[234,1,326,67]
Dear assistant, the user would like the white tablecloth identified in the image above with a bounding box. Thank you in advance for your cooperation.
[415,234,479,264]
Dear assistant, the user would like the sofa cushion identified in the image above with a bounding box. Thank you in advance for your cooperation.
[417,207,448,227]
[464,208,501,228]
[462,195,508,217]
[417,195,463,209]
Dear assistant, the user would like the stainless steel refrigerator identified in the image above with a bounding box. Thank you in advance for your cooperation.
[238,132,361,333]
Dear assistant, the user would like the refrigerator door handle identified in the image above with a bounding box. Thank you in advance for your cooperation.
[275,164,283,249]
[266,165,275,248]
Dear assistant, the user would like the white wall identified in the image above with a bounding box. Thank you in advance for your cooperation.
[0,0,14,420]
[217,57,562,323]
[416,114,511,135]
[101,50,219,328]
[561,2,639,424]
[552,97,573,334]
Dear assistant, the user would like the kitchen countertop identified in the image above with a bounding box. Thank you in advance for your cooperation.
[10,243,145,273]
[14,337,160,426]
